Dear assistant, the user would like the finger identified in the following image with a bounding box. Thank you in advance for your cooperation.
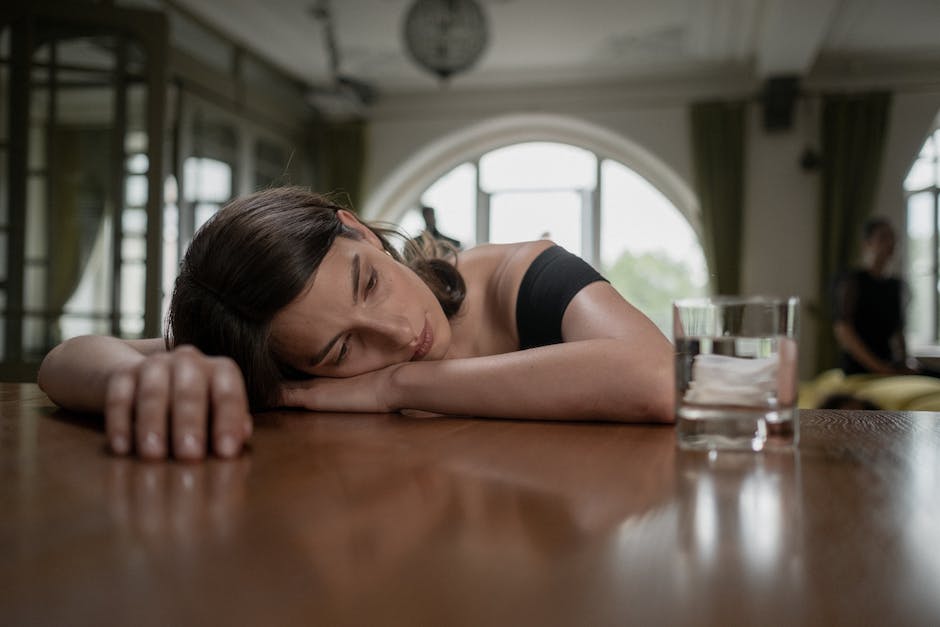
[171,352,210,461]
[209,357,251,458]
[105,371,135,455]
[135,357,171,460]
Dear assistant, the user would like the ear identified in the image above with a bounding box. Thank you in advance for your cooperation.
[336,209,384,250]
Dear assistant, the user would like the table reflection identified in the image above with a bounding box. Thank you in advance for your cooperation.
[269,420,680,609]
[104,456,253,546]
[673,448,806,620]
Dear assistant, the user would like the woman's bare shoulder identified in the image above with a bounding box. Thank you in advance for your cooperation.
[457,240,554,274]
[458,240,556,303]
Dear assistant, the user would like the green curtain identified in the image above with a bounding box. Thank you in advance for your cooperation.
[815,91,892,373]
[690,101,747,295]
[49,127,109,344]
[314,118,367,211]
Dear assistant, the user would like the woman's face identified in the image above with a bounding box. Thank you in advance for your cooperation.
[269,213,452,378]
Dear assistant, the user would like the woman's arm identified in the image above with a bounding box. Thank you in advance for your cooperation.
[282,283,675,422]
[38,336,252,460]
[38,336,164,412]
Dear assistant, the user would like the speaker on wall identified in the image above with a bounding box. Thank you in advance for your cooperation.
[761,75,800,132]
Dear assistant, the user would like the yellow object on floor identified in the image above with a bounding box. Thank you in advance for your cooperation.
[800,369,940,410]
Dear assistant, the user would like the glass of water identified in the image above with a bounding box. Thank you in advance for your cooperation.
[673,296,800,451]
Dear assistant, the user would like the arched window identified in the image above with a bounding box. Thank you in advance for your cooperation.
[394,141,708,335]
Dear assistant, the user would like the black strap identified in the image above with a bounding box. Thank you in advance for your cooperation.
[515,246,607,349]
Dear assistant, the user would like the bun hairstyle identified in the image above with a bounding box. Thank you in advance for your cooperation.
[166,187,465,409]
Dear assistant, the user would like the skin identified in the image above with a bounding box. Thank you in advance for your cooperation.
[833,223,915,375]
[38,210,675,461]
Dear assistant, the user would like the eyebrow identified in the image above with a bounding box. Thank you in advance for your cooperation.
[308,254,360,367]
[351,254,360,305]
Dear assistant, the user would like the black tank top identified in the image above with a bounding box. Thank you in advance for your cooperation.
[515,246,608,349]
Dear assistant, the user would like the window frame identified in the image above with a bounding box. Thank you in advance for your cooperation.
[905,123,940,347]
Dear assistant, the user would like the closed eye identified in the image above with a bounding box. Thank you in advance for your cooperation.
[334,336,350,365]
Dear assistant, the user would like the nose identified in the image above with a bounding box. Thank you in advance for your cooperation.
[362,312,415,349]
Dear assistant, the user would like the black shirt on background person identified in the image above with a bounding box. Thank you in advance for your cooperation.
[832,217,915,375]
[832,268,905,374]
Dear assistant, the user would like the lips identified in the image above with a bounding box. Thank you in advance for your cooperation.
[411,320,433,360]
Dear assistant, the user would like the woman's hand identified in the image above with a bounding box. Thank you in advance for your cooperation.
[105,345,253,461]
[279,364,401,414]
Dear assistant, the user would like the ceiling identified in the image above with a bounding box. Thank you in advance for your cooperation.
[167,0,940,94]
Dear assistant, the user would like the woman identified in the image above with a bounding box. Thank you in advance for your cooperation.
[38,187,674,461]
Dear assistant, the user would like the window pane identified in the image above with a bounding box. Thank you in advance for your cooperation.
[126,154,149,174]
[183,157,232,203]
[63,216,113,323]
[23,316,46,357]
[420,162,476,248]
[489,190,581,256]
[122,208,147,235]
[121,315,145,337]
[120,263,145,316]
[162,200,180,325]
[24,266,46,310]
[56,37,117,72]
[121,236,146,262]
[600,160,707,336]
[195,203,220,231]
[924,133,938,159]
[906,191,935,345]
[905,155,935,192]
[29,123,45,171]
[480,142,596,193]
[397,209,426,240]
[59,314,109,340]
[26,176,47,258]
[125,174,148,207]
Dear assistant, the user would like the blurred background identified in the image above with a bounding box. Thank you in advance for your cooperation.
[2,0,939,382]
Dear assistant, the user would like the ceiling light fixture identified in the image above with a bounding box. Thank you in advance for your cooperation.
[402,0,489,82]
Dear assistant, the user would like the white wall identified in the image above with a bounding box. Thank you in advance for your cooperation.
[361,77,940,379]
[740,103,820,377]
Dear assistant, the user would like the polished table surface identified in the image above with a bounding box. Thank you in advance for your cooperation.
[2,382,940,626]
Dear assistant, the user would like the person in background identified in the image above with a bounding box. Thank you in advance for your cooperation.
[421,205,462,250]
[832,217,916,375]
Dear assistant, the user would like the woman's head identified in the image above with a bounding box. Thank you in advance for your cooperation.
[166,187,464,409]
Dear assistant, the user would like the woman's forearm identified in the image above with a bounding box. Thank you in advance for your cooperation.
[388,339,675,423]
[37,336,163,412]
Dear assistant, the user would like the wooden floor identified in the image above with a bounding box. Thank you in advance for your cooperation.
[2,382,940,626]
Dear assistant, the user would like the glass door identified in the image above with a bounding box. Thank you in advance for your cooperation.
[2,4,167,380]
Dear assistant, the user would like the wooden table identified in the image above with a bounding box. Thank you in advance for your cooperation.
[2,382,939,626]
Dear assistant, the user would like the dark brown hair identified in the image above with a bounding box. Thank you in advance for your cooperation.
[165,187,465,409]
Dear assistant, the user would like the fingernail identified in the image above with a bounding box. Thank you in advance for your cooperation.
[142,431,164,457]
[179,433,202,458]
[217,434,238,457]
[110,434,129,454]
